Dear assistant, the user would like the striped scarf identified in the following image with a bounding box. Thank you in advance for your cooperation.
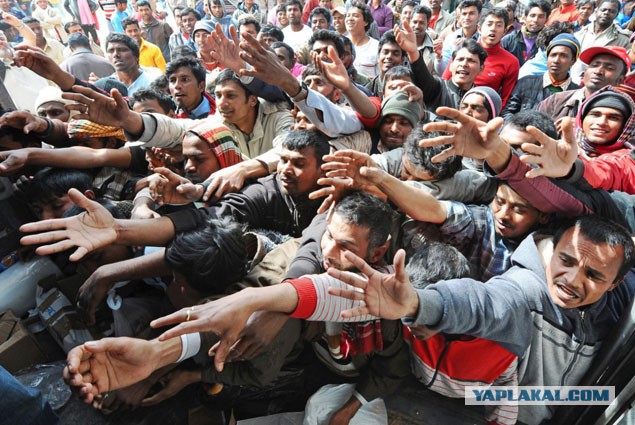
[187,120,243,169]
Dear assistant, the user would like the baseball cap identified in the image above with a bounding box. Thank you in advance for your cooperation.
[579,46,631,71]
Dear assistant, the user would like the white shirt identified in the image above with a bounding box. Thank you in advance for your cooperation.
[350,36,379,78]
[282,25,313,53]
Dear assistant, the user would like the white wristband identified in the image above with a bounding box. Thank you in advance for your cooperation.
[175,333,201,363]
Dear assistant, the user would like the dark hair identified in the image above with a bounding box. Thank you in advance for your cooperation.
[452,38,488,65]
[310,7,332,23]
[28,168,93,204]
[215,68,254,97]
[22,17,40,25]
[276,3,287,13]
[238,15,261,33]
[480,7,509,27]
[526,0,551,18]
[334,191,394,250]
[105,33,139,58]
[64,21,81,33]
[260,24,284,41]
[412,5,431,20]
[285,0,303,11]
[301,65,322,80]
[114,0,127,4]
[536,21,574,49]
[67,33,91,49]
[599,0,621,11]
[63,198,125,219]
[406,242,472,288]
[384,65,414,81]
[349,1,374,31]
[403,127,462,180]
[552,216,634,283]
[507,110,558,139]
[149,74,170,93]
[121,17,140,31]
[281,129,330,166]
[402,1,418,10]
[165,217,249,294]
[173,4,185,12]
[271,41,294,62]
[309,29,345,57]
[131,88,176,113]
[457,0,483,13]
[180,7,201,20]
[576,0,596,9]
[170,44,197,60]
[136,0,151,8]
[378,30,405,57]
[166,56,206,84]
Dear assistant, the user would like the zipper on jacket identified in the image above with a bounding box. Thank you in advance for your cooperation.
[560,310,587,386]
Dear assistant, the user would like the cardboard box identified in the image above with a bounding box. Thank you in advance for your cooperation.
[0,310,47,373]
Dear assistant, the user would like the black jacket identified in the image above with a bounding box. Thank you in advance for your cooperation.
[501,30,538,67]
[501,74,580,120]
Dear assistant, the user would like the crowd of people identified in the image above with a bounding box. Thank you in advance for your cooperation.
[1,0,635,422]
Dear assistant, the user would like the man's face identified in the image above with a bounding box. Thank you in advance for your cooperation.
[596,1,619,28]
[181,12,198,34]
[379,114,413,150]
[547,46,575,79]
[169,66,204,112]
[106,41,138,71]
[578,3,594,21]
[582,106,625,145]
[460,6,480,31]
[490,184,547,239]
[459,92,489,121]
[311,39,336,63]
[214,80,256,125]
[342,44,353,68]
[430,0,441,10]
[582,54,625,92]
[450,48,483,87]
[311,13,330,31]
[479,15,505,47]
[35,194,75,219]
[292,109,318,130]
[132,98,170,114]
[194,30,210,49]
[26,22,44,43]
[319,0,331,8]
[0,0,9,10]
[274,46,294,69]
[561,0,574,5]
[67,24,84,35]
[277,9,289,26]
[286,4,302,25]
[183,133,220,182]
[239,23,258,40]
[174,9,183,28]
[36,0,47,8]
[547,226,624,309]
[138,4,153,21]
[115,1,127,11]
[211,2,223,18]
[378,41,403,74]
[410,12,428,42]
[37,101,71,122]
[261,34,279,46]
[124,24,142,43]
[332,11,345,32]
[346,7,366,34]
[401,153,434,181]
[524,6,547,33]
[401,5,414,25]
[276,146,322,197]
[304,74,339,101]
[321,212,372,271]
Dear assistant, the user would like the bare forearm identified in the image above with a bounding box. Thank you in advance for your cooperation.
[343,84,378,119]
[96,248,170,284]
[483,138,512,173]
[376,171,447,223]
[26,146,132,169]
[114,216,176,246]
[242,283,300,315]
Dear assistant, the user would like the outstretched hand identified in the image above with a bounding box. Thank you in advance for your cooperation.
[150,289,260,372]
[518,117,578,178]
[0,111,49,134]
[13,45,75,89]
[64,337,161,404]
[393,20,418,57]
[238,32,297,90]
[421,107,506,163]
[0,149,29,175]
[20,188,117,261]
[326,249,419,320]
[148,168,203,205]
[205,23,246,73]
[312,45,351,91]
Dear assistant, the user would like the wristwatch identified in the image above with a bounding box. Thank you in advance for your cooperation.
[290,82,309,103]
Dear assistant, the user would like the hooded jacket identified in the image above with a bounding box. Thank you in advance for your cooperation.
[407,234,635,424]
[207,2,237,39]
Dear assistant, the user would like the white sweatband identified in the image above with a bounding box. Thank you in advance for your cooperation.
[175,333,201,363]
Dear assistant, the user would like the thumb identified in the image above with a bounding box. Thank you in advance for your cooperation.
[327,45,339,63]
[486,117,505,136]
[83,337,122,353]
[393,249,407,282]
[154,167,182,184]
[561,117,575,145]
[67,187,96,210]
[111,88,128,108]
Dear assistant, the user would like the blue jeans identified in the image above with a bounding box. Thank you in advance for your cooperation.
[0,366,59,425]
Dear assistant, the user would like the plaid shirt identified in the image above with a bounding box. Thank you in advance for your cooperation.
[439,201,520,281]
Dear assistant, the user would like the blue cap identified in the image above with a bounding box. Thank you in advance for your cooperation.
[547,33,581,60]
